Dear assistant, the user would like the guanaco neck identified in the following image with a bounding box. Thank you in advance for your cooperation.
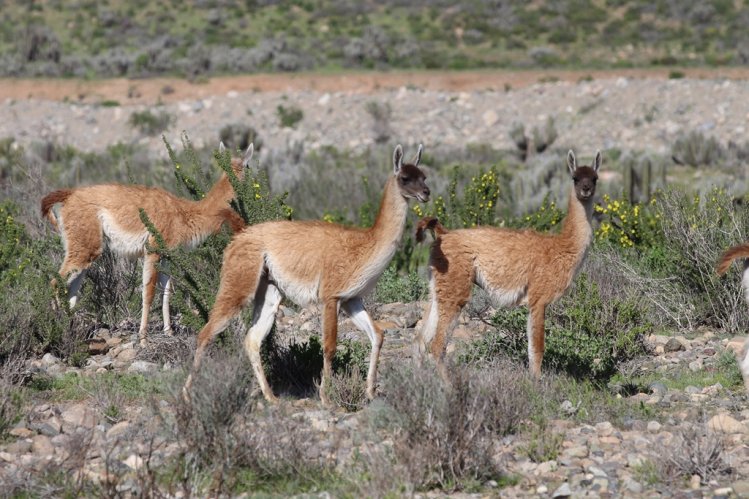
[560,186,594,254]
[368,176,409,255]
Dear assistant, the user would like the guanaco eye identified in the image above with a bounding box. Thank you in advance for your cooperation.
[573,177,579,183]
[401,176,411,182]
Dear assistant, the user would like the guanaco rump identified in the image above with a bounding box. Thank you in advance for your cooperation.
[185,144,430,404]
[415,150,601,377]
[41,143,251,345]
[716,243,749,392]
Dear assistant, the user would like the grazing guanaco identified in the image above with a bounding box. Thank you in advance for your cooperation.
[716,243,749,392]
[185,144,430,404]
[41,143,251,345]
[415,150,601,377]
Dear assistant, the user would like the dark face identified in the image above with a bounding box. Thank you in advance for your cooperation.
[572,166,598,202]
[397,163,430,202]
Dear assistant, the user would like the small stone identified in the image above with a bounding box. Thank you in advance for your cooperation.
[731,480,749,496]
[106,421,131,439]
[9,427,34,438]
[485,480,498,488]
[6,439,32,454]
[482,110,499,127]
[123,454,143,470]
[684,385,701,394]
[664,337,684,352]
[690,474,701,489]
[646,421,661,433]
[62,403,97,430]
[708,413,749,434]
[689,359,703,372]
[624,478,643,494]
[31,435,54,455]
[714,487,732,497]
[127,360,158,373]
[552,483,572,498]
[536,485,548,494]
[116,348,137,363]
[41,353,59,365]
[563,445,589,458]
[595,422,614,436]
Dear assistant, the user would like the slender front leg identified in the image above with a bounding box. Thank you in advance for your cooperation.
[243,279,282,403]
[319,298,339,406]
[66,269,88,309]
[341,297,384,399]
[527,302,546,378]
[159,272,173,335]
[139,253,160,346]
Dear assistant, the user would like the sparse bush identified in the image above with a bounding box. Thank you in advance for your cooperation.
[658,426,732,485]
[325,367,367,413]
[373,360,533,490]
[657,188,749,332]
[128,109,174,136]
[520,420,564,463]
[0,370,23,440]
[672,131,725,168]
[365,101,393,144]
[277,104,304,128]
[219,123,263,153]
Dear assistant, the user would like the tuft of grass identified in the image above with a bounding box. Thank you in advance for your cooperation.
[128,109,174,136]
[276,104,304,128]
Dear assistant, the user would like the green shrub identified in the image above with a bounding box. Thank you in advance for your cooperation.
[128,109,174,136]
[374,265,426,303]
[671,131,725,167]
[276,104,304,128]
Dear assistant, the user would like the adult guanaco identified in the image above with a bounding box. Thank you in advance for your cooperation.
[415,150,601,377]
[41,143,251,344]
[185,144,430,404]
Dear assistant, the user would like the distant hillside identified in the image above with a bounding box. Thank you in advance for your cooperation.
[2,0,748,78]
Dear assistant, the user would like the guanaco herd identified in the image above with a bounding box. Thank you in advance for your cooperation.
[41,143,749,403]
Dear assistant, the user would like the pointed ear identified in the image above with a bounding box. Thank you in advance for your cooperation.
[412,144,423,167]
[242,143,254,168]
[593,150,602,172]
[393,144,403,175]
[567,150,577,176]
[219,141,226,153]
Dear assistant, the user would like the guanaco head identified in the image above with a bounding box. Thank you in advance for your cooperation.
[220,142,254,179]
[567,150,601,202]
[393,144,430,202]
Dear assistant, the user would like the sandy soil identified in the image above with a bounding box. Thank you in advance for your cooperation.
[2,67,749,104]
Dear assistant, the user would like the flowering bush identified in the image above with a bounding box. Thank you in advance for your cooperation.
[594,194,660,249]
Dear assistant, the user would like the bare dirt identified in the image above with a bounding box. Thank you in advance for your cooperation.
[3,67,749,104]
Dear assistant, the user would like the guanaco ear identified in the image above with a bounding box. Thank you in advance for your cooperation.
[593,150,602,172]
[219,141,226,153]
[567,150,577,176]
[412,144,423,167]
[242,143,254,168]
[393,144,404,175]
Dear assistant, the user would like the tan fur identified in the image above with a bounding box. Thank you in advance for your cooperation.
[716,242,749,276]
[716,242,749,393]
[417,150,600,378]
[185,144,430,404]
[41,145,251,344]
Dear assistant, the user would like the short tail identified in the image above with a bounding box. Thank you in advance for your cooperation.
[40,189,73,230]
[717,242,749,275]
[415,216,448,243]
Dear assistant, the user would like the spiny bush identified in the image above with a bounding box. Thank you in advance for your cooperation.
[414,166,501,228]
[372,359,533,491]
[657,187,749,332]
[142,135,292,331]
[594,194,661,249]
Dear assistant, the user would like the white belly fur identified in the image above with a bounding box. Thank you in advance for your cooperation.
[99,211,149,258]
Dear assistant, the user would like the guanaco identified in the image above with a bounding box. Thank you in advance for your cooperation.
[415,150,601,377]
[716,243,749,392]
[185,144,430,404]
[41,143,251,344]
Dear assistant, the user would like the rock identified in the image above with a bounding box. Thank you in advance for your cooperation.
[552,483,572,498]
[664,337,684,352]
[690,474,701,489]
[62,403,97,430]
[128,360,158,373]
[685,385,701,394]
[115,348,137,363]
[562,445,589,459]
[646,421,661,433]
[482,110,498,127]
[623,478,643,494]
[648,382,667,396]
[727,337,747,356]
[595,422,614,436]
[87,337,109,355]
[41,353,59,365]
[708,414,749,434]
[731,480,749,497]
[122,454,143,470]
[689,359,703,372]
[106,421,131,439]
[7,439,32,454]
[31,435,54,455]
[9,427,34,438]
[714,487,733,497]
